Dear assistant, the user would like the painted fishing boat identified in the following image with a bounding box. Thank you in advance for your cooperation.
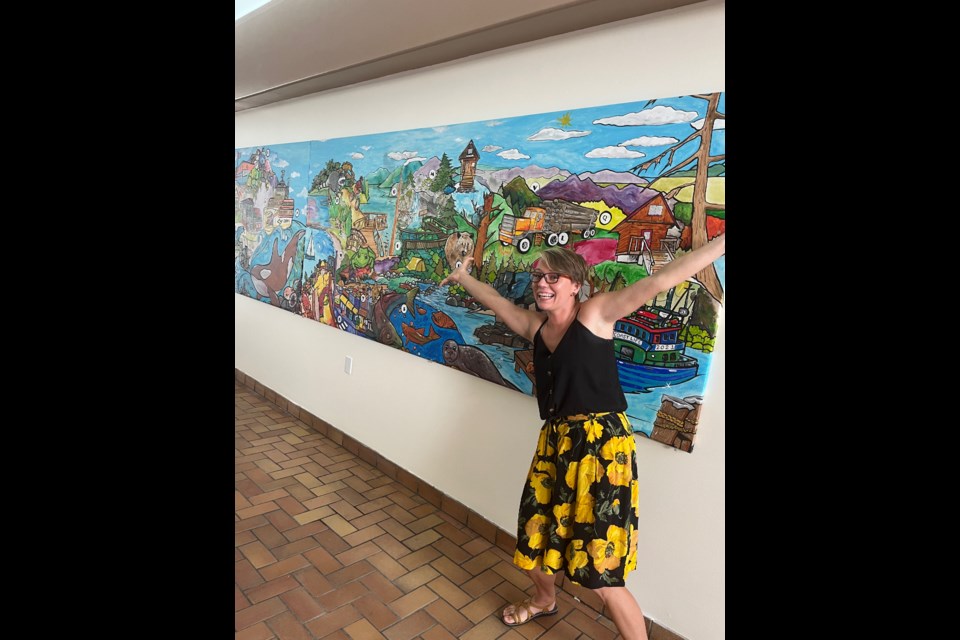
[613,305,699,393]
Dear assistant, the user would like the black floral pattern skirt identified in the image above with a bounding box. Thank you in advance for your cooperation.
[513,411,639,589]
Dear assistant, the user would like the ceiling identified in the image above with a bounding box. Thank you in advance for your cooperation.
[236,0,271,20]
[235,0,705,112]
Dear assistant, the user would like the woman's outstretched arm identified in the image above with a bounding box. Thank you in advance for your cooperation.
[588,233,726,326]
[440,257,543,342]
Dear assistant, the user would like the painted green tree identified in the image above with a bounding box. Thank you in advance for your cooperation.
[429,153,456,193]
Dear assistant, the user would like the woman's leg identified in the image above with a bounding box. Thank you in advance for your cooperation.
[502,567,557,623]
[596,586,648,640]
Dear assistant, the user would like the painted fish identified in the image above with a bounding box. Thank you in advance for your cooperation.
[432,310,456,329]
[402,322,438,345]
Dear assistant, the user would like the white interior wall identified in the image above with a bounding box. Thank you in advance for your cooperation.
[235,1,724,638]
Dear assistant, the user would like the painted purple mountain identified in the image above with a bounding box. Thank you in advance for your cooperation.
[577,170,648,185]
[537,175,662,213]
[475,165,571,193]
[412,157,441,183]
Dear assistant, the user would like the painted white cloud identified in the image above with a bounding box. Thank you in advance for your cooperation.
[527,128,590,141]
[691,118,726,130]
[487,121,504,127]
[433,126,448,133]
[498,149,530,160]
[482,145,502,152]
[454,137,464,143]
[594,105,699,126]
[618,136,679,147]
[350,152,364,159]
[361,145,373,151]
[388,151,419,161]
[274,159,290,168]
[404,156,427,166]
[290,171,301,179]
[585,146,645,159]
[297,187,309,198]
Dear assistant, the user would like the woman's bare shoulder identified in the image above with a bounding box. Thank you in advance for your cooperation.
[577,297,614,338]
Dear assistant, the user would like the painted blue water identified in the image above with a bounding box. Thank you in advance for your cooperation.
[623,349,715,436]
[386,292,465,364]
[419,285,535,394]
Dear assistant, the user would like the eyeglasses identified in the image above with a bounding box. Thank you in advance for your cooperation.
[530,271,567,284]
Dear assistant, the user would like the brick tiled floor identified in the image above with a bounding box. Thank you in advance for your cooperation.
[236,381,628,639]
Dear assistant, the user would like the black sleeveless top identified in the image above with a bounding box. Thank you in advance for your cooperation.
[532,315,628,419]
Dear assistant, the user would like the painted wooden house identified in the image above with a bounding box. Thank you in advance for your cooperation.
[615,192,677,256]
[457,140,479,192]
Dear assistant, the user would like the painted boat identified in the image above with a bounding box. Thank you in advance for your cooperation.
[613,305,699,393]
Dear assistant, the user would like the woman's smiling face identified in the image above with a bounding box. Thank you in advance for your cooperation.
[532,263,577,310]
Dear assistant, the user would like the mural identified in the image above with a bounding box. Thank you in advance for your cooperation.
[235,92,725,452]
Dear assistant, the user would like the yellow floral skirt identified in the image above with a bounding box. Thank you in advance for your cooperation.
[513,412,639,589]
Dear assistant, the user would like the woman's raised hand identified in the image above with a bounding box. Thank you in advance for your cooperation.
[440,256,475,286]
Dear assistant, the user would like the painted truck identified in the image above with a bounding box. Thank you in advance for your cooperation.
[498,199,599,253]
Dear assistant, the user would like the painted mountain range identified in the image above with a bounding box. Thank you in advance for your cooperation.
[475,165,571,193]
[537,175,663,213]
[577,170,648,185]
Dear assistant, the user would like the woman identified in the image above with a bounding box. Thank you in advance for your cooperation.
[440,234,725,639]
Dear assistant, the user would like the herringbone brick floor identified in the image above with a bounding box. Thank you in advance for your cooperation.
[235,382,626,640]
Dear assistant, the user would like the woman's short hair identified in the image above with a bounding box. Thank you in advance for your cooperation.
[538,247,588,286]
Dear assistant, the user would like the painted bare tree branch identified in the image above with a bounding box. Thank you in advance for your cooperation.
[628,92,724,302]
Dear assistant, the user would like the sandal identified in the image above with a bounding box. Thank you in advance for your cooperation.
[500,598,558,626]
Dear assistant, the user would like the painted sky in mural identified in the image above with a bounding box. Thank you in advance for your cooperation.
[235,92,725,453]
